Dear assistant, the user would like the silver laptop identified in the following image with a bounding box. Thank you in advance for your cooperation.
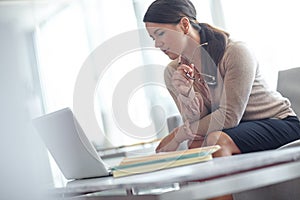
[33,108,112,180]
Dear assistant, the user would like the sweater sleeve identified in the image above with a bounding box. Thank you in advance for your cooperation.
[164,65,209,123]
[190,42,258,136]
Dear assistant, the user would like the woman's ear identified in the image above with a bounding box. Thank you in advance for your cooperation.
[180,17,190,34]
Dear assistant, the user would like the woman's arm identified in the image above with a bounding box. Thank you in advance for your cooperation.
[158,42,257,152]
[156,64,209,152]
[165,65,209,123]
[190,42,257,136]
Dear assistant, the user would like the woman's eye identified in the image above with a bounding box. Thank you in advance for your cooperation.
[158,31,165,36]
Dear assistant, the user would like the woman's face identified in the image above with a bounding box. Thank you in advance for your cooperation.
[145,22,187,60]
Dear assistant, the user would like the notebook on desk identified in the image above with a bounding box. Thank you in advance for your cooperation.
[33,108,220,179]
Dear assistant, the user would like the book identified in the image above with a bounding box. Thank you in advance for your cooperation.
[111,145,221,178]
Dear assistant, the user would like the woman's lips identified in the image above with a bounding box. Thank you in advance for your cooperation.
[162,49,169,54]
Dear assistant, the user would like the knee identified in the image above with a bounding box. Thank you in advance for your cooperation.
[206,131,227,146]
[206,131,241,157]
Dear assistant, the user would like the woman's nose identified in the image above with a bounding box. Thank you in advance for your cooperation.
[155,40,163,48]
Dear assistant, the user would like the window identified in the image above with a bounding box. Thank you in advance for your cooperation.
[221,0,300,89]
[35,3,90,113]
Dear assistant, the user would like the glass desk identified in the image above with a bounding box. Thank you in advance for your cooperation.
[52,147,300,200]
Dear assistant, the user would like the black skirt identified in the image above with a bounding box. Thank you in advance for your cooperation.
[223,116,300,153]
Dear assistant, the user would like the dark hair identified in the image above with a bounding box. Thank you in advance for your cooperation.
[143,0,229,66]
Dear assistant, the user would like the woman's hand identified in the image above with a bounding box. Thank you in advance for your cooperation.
[172,57,195,96]
[156,120,204,152]
[187,138,205,149]
[155,127,181,153]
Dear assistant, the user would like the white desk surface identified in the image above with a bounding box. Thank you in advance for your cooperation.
[58,147,300,199]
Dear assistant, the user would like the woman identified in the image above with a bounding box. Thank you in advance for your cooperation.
[143,0,300,156]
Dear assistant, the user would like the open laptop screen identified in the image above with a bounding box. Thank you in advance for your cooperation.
[33,108,111,180]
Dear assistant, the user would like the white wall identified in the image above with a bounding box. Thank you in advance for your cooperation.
[0,22,53,200]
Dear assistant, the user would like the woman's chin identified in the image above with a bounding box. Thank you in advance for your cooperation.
[166,52,179,60]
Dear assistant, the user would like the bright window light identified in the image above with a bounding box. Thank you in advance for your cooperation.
[221,0,300,88]
[35,3,90,113]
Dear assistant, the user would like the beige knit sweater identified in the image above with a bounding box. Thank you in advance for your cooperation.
[164,40,296,136]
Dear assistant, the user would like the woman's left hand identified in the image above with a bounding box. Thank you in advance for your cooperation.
[187,138,205,149]
[155,127,181,153]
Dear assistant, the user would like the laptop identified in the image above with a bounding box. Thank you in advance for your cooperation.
[33,108,112,179]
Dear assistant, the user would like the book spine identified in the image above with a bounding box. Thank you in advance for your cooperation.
[112,151,209,171]
[112,155,212,178]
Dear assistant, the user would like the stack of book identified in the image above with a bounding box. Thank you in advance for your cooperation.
[112,145,221,178]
